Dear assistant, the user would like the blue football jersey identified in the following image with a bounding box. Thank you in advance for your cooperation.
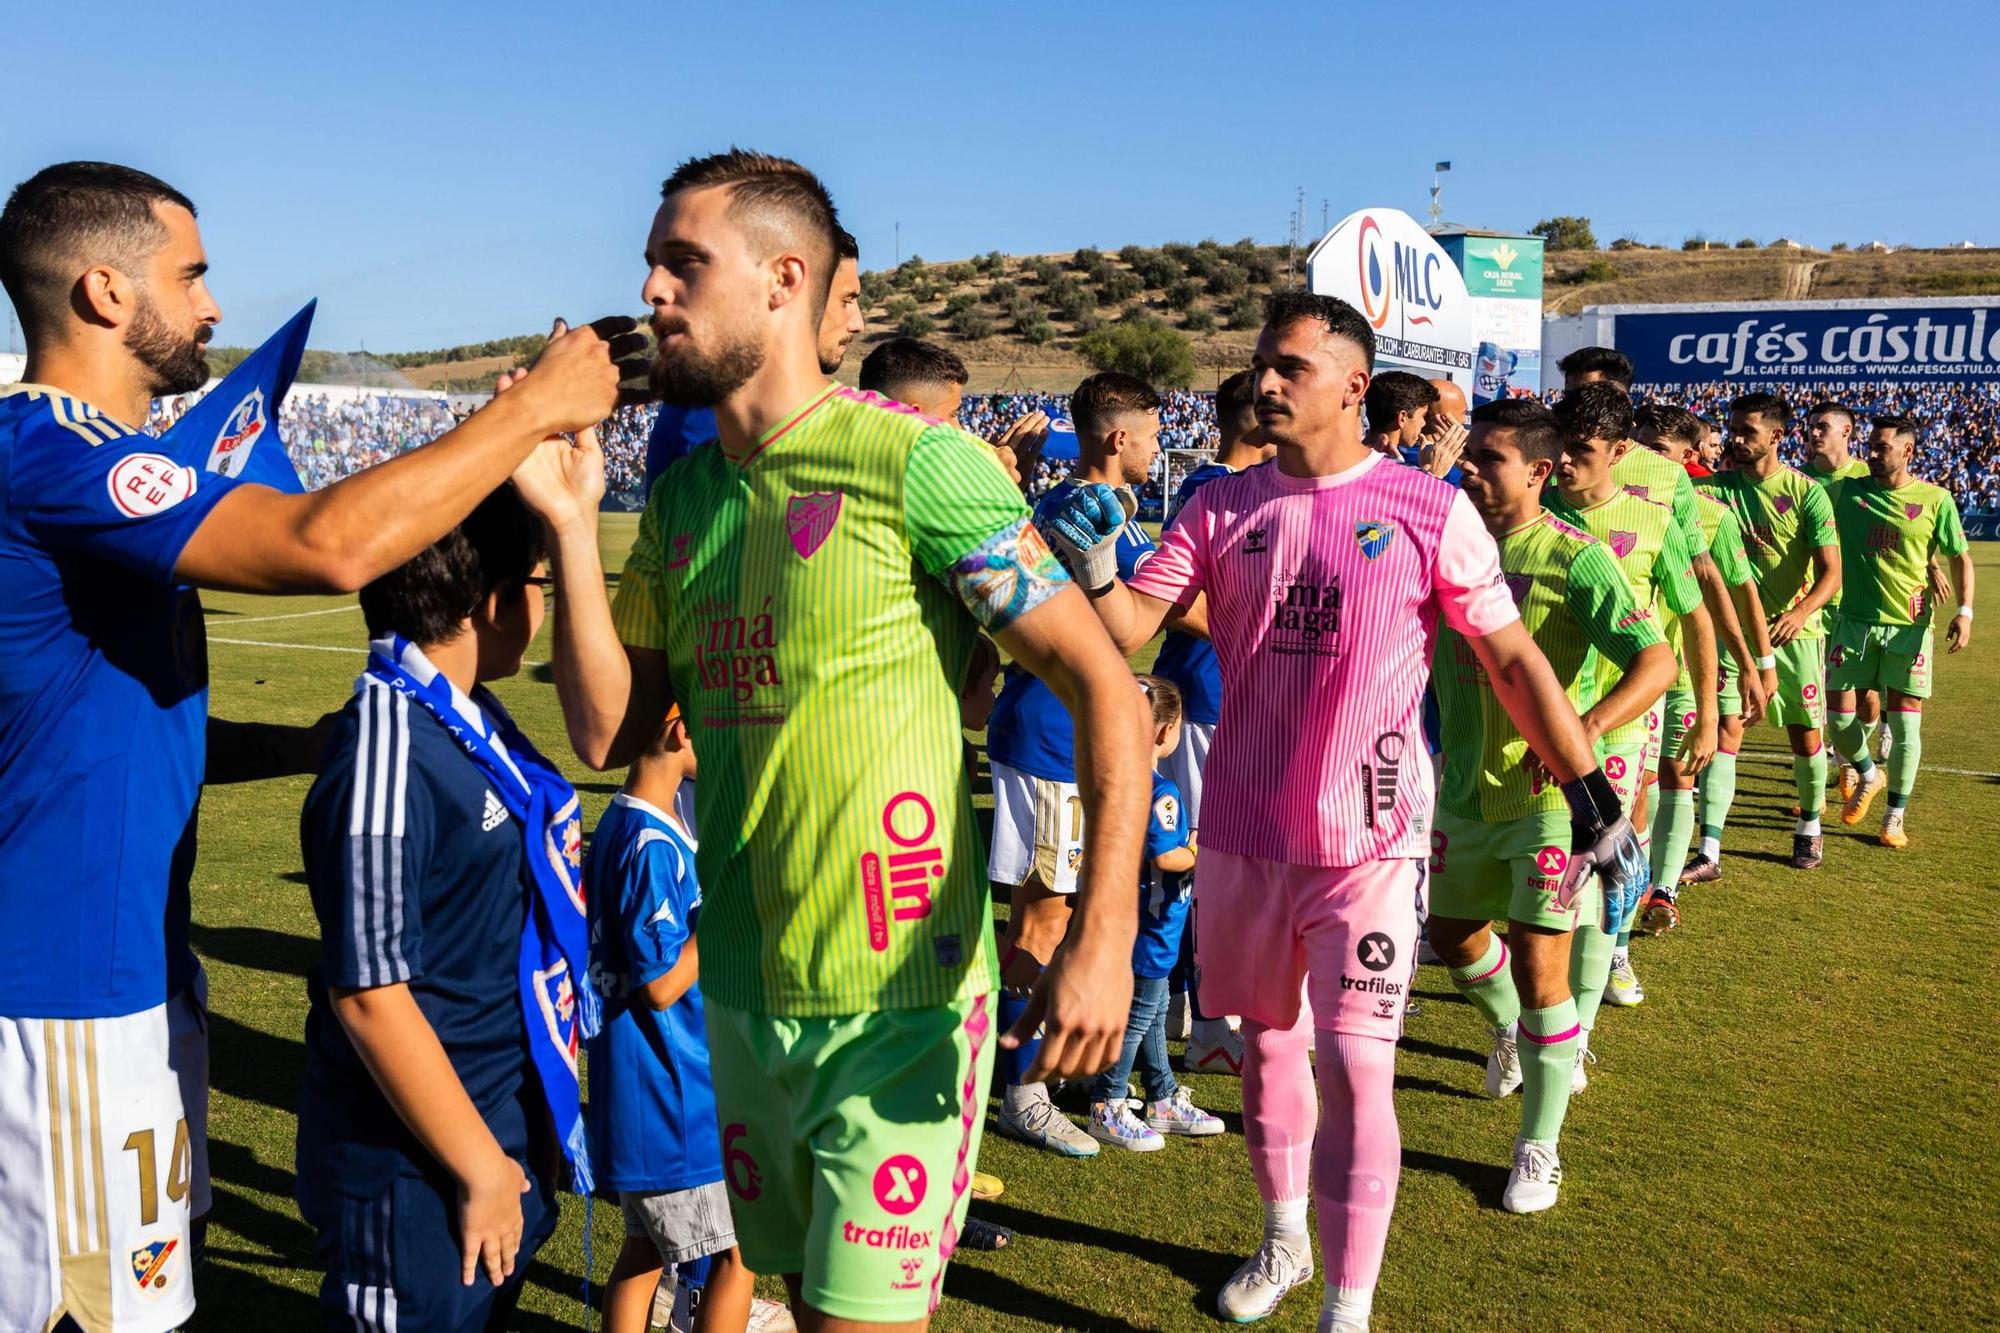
[986,482,1154,781]
[1132,773,1192,978]
[1148,462,1239,728]
[584,793,721,1194]
[0,385,246,1018]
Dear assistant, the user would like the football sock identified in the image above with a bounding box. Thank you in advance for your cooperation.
[1446,935,1520,1033]
[1312,1030,1399,1296]
[1518,999,1581,1144]
[1698,749,1739,856]
[1793,743,1828,821]
[1649,787,1696,889]
[998,989,1040,1088]
[1570,889,1614,1032]
[1265,1195,1308,1247]
[1000,1080,1045,1115]
[1241,1013,1317,1203]
[1829,709,1874,775]
[1323,1282,1375,1329]
[1886,708,1923,808]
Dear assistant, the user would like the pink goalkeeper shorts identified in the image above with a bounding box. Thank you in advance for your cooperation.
[1193,849,1425,1038]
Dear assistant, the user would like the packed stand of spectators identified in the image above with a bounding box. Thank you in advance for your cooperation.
[958,389,1216,510]
[596,404,655,497]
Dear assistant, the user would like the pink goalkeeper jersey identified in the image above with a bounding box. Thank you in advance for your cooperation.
[1128,452,1516,867]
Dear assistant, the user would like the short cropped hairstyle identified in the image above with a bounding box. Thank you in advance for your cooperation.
[1471,397,1562,465]
[661,149,842,322]
[835,227,859,263]
[1216,368,1256,422]
[0,160,196,338]
[1262,290,1376,370]
[1729,391,1792,432]
[1071,371,1160,440]
[1556,345,1635,388]
[360,483,545,646]
[1806,401,1855,431]
[857,337,967,399]
[1869,412,1921,444]
[1553,381,1635,445]
[1364,371,1439,435]
[1634,401,1703,448]
[1137,674,1184,732]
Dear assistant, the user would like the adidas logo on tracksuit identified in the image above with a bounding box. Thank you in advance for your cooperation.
[481,789,509,832]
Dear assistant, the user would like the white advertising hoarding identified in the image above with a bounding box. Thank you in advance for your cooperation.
[1305,208,1476,389]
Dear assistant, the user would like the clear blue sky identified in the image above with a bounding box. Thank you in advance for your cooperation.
[6,0,1997,352]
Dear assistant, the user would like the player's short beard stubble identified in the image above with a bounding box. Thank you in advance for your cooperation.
[649,313,765,409]
[126,290,211,396]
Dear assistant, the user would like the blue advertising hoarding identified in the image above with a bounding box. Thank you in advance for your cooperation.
[1616,301,2000,383]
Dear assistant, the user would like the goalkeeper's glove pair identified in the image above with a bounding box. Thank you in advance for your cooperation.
[1557,768,1649,935]
[1036,483,1136,595]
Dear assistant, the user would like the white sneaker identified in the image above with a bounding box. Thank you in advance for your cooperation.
[1484,1028,1522,1098]
[1605,955,1645,1007]
[1185,1027,1246,1077]
[1146,1087,1225,1136]
[1502,1138,1563,1214]
[1571,1030,1596,1093]
[995,1085,1100,1157]
[748,1298,798,1332]
[1088,1098,1165,1151]
[1317,1315,1369,1333]
[1166,990,1192,1041]
[1217,1237,1313,1322]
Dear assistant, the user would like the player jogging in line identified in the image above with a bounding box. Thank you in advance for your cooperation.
[1153,368,1270,1073]
[1701,393,1842,870]
[1824,415,1974,848]
[0,161,633,1333]
[527,150,1149,1332]
[1801,402,1883,802]
[1548,386,1715,1018]
[1631,404,1772,916]
[983,373,1165,1156]
[1048,292,1646,1332]
[1428,398,1674,1213]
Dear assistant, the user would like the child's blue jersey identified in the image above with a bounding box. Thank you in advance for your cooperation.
[585,792,722,1194]
[1132,772,1193,978]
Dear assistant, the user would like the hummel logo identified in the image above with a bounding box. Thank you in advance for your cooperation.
[1244,527,1268,554]
[481,790,509,832]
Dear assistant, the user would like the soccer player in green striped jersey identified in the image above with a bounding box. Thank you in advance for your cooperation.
[1825,415,1976,849]
[1549,384,1714,1018]
[521,151,1151,1330]
[1428,399,1674,1213]
[1804,401,1881,803]
[1632,404,1775,911]
[1703,393,1843,871]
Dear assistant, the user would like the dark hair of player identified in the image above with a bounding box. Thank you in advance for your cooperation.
[857,337,968,400]
[1806,401,1856,430]
[661,149,842,324]
[1556,346,1635,389]
[360,483,545,646]
[1553,381,1635,445]
[1364,371,1440,436]
[1729,391,1792,432]
[1137,674,1184,732]
[1869,412,1921,444]
[1634,402,1703,448]
[1071,371,1161,441]
[0,161,197,340]
[1216,368,1256,424]
[1261,290,1376,370]
[1471,397,1562,466]
[835,227,859,263]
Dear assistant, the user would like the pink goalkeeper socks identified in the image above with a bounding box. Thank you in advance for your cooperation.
[1241,1014,1317,1204]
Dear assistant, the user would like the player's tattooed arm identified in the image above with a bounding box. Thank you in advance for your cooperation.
[943,517,1070,633]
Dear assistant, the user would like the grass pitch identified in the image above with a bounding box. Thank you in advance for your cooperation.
[187,517,2000,1331]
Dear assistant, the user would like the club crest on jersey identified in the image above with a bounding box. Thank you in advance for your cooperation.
[787,491,843,560]
[1608,530,1637,558]
[130,1239,177,1297]
[1625,483,1650,499]
[1905,502,1923,520]
[1774,494,1795,516]
[1504,572,1534,604]
[206,387,267,477]
[1354,520,1396,560]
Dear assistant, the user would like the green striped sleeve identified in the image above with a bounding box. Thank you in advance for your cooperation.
[1567,541,1662,671]
[1654,519,1703,618]
[1671,468,1704,557]
[1799,477,1838,548]
[1936,490,1968,556]
[903,424,1031,574]
[1709,505,1753,586]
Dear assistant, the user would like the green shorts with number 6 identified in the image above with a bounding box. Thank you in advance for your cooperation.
[1827,615,1934,699]
[1428,809,1581,932]
[1767,636,1826,728]
[705,994,995,1323]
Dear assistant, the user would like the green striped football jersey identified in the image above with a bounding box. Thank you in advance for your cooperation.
[1613,444,1704,557]
[1699,467,1837,638]
[1433,510,1664,822]
[1811,460,1868,615]
[1832,476,1967,626]
[613,384,1037,1016]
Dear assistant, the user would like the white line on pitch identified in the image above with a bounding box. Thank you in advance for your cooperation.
[207,605,361,626]
[206,636,547,669]
[1739,753,1998,780]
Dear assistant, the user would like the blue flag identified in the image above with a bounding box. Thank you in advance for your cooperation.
[1041,405,1080,461]
[159,300,314,493]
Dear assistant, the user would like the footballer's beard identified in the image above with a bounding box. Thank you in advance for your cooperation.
[649,320,766,408]
[126,295,211,396]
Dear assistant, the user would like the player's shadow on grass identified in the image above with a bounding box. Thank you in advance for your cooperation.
[1397,1035,1483,1068]
[957,1202,1236,1328]
[1393,1073,1482,1102]
[943,1262,1134,1330]
[1402,1146,1510,1208]
[192,923,317,979]
[193,1140,321,1328]
[207,1010,307,1118]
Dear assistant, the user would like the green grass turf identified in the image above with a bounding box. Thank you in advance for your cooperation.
[188,517,2000,1330]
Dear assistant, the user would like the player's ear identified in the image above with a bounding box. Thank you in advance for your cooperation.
[76,264,133,330]
[771,251,808,313]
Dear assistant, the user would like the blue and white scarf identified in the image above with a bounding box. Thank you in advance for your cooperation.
[361,636,601,1191]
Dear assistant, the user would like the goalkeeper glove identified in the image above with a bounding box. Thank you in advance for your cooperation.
[1556,767,1648,934]
[1035,483,1136,595]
